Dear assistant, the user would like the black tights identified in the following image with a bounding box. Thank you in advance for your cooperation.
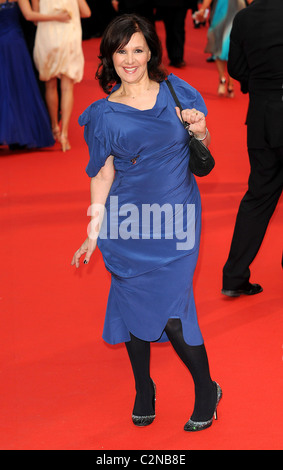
[125,318,216,421]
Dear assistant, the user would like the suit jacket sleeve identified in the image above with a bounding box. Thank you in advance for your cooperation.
[228,13,249,94]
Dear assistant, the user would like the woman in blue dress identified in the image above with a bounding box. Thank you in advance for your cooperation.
[0,0,70,149]
[71,14,222,432]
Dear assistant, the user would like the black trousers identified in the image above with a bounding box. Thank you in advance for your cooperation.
[223,145,283,289]
[118,0,155,23]
[158,7,188,65]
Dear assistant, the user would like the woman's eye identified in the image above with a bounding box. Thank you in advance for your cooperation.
[116,48,144,55]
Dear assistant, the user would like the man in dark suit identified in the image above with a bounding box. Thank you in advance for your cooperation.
[115,0,155,23]
[155,0,190,67]
[222,0,283,297]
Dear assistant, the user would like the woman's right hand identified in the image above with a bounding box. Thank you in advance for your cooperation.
[71,237,97,268]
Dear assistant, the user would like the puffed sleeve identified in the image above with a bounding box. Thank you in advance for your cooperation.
[78,100,112,177]
[168,73,207,116]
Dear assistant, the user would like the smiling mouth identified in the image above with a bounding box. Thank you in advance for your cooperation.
[123,67,138,73]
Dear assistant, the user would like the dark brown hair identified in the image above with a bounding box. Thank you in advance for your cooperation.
[96,14,167,94]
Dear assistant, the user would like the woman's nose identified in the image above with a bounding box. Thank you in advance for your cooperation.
[125,52,134,64]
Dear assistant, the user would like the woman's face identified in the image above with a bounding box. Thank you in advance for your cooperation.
[112,32,151,85]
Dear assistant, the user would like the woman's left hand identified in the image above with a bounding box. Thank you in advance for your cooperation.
[175,107,207,139]
[54,9,72,22]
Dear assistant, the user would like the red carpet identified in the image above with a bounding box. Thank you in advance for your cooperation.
[0,17,282,450]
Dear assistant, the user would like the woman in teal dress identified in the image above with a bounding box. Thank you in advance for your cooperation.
[197,0,246,96]
[71,14,222,432]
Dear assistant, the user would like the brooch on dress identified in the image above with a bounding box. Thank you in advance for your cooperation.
[130,155,140,165]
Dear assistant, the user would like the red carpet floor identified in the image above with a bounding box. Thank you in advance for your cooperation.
[0,17,282,451]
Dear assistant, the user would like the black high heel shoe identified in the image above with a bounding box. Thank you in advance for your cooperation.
[132,379,156,427]
[184,382,222,432]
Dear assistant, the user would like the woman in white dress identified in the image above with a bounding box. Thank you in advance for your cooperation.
[33,0,91,151]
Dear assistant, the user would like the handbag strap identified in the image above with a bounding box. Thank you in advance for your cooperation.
[165,79,190,132]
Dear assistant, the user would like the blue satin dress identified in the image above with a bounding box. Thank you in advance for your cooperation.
[79,74,206,346]
[0,1,54,148]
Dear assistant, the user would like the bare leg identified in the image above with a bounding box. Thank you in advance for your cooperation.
[45,77,60,140]
[227,75,235,98]
[60,75,74,151]
[215,58,227,96]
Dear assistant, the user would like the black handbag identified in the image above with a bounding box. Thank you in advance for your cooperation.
[165,79,215,177]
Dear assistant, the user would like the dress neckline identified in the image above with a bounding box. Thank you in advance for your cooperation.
[106,81,162,112]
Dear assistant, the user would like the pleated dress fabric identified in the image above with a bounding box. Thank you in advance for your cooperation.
[205,0,245,61]
[79,74,207,346]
